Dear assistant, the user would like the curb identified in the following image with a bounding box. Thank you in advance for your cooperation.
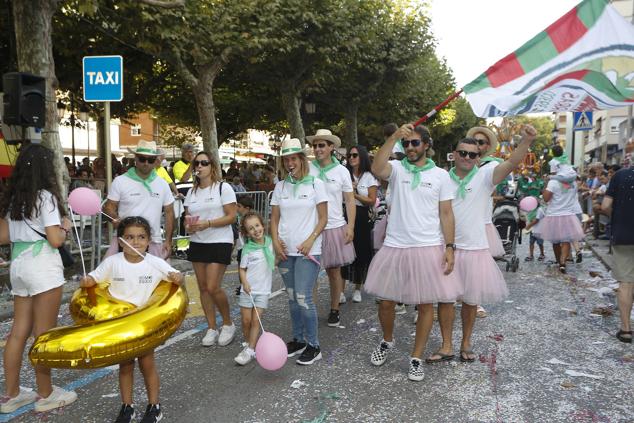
[587,242,611,272]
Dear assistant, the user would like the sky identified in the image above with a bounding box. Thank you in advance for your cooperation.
[429,0,582,88]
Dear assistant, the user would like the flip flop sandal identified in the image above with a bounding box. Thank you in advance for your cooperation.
[460,349,476,363]
[425,351,455,364]
[616,329,633,344]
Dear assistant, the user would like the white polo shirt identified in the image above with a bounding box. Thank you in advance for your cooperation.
[239,244,274,295]
[353,172,379,207]
[383,161,454,248]
[184,182,237,244]
[309,163,353,229]
[108,173,174,243]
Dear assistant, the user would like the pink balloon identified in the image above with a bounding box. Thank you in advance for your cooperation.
[519,196,538,212]
[68,187,101,216]
[255,331,287,371]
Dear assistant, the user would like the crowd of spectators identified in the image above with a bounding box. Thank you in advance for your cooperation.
[578,162,621,239]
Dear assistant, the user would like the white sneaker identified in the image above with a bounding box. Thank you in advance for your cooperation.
[395,304,407,315]
[370,340,394,366]
[408,358,425,382]
[218,324,236,346]
[201,329,219,347]
[234,347,256,365]
[34,386,77,412]
[0,388,37,413]
[339,292,347,304]
[352,290,362,303]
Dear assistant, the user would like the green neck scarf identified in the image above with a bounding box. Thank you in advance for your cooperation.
[449,165,479,199]
[312,156,340,181]
[553,153,570,165]
[481,156,503,164]
[526,207,539,222]
[285,174,315,198]
[401,158,436,190]
[242,236,275,270]
[125,167,158,194]
[11,240,51,260]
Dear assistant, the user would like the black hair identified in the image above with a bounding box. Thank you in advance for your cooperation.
[237,195,254,209]
[346,145,372,177]
[552,145,564,157]
[240,211,265,240]
[454,137,479,151]
[116,216,152,252]
[414,125,432,144]
[383,123,398,139]
[0,144,66,221]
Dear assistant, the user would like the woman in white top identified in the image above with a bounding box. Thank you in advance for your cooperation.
[306,129,356,328]
[270,138,328,365]
[341,145,378,303]
[533,176,585,273]
[184,151,238,347]
[0,144,77,413]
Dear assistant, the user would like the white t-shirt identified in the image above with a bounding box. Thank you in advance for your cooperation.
[545,179,581,216]
[184,182,237,244]
[450,164,496,250]
[353,172,379,207]
[309,163,353,229]
[549,158,574,176]
[383,161,454,248]
[8,190,61,242]
[89,252,177,307]
[239,244,274,295]
[270,177,329,256]
[480,161,500,224]
[108,173,174,243]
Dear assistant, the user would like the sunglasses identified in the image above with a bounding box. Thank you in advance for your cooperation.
[347,153,359,159]
[136,156,157,164]
[401,139,422,148]
[194,160,211,167]
[456,150,480,159]
[313,142,329,149]
[476,139,489,146]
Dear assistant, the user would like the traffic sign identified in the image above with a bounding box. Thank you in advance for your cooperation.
[82,56,123,102]
[447,152,454,162]
[573,111,592,131]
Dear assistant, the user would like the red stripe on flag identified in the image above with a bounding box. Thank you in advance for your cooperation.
[543,69,590,89]
[545,8,588,52]
[0,164,14,178]
[485,52,525,88]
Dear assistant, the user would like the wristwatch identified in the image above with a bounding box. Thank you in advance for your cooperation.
[445,243,456,250]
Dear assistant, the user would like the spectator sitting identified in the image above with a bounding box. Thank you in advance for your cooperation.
[231,176,247,193]
[226,160,240,179]
[70,167,95,191]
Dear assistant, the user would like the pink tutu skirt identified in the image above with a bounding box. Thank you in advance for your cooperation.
[321,225,356,269]
[486,223,505,257]
[372,218,388,251]
[455,249,508,305]
[364,245,461,304]
[533,214,584,243]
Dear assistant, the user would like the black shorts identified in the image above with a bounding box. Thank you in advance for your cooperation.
[187,242,232,265]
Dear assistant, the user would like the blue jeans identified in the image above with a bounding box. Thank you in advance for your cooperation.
[278,255,321,347]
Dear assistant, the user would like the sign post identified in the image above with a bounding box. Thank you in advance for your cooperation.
[572,112,593,167]
[82,55,123,193]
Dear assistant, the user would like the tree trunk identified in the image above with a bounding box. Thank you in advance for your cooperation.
[343,103,359,148]
[280,85,305,145]
[192,67,220,169]
[12,0,69,198]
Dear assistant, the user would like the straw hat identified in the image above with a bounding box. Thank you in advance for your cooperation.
[306,129,341,149]
[127,140,160,156]
[466,126,498,158]
[280,138,305,157]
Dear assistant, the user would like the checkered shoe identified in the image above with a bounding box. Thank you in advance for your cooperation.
[408,358,425,382]
[370,340,393,366]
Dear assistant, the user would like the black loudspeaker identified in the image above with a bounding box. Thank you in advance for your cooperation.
[2,72,46,127]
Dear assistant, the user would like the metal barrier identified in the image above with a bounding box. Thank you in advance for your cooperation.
[236,191,270,223]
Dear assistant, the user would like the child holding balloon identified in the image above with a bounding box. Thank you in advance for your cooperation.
[235,212,274,365]
[80,216,183,423]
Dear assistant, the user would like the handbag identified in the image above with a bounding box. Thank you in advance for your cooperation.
[25,221,75,268]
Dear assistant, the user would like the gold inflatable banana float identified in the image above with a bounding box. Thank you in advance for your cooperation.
[29,281,188,369]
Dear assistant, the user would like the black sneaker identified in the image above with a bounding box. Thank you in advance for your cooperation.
[235,285,241,296]
[286,339,307,357]
[576,252,583,263]
[327,309,340,327]
[296,344,322,365]
[140,403,163,423]
[115,404,136,423]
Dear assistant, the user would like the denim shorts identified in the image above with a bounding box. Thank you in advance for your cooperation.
[238,292,270,309]
[529,232,544,246]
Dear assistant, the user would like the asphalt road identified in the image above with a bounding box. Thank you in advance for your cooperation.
[1,240,633,423]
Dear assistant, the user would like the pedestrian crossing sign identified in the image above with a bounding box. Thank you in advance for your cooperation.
[573,111,592,131]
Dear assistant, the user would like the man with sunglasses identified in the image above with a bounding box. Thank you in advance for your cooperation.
[365,123,460,382]
[103,140,175,259]
[436,125,536,364]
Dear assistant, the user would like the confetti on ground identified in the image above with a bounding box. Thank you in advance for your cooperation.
[547,358,571,366]
[564,370,604,380]
[290,380,306,389]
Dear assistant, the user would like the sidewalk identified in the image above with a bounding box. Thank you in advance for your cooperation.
[586,238,614,272]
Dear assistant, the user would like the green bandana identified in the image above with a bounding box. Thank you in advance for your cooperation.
[553,153,570,165]
[526,207,539,222]
[11,240,51,260]
[125,167,158,194]
[401,158,436,190]
[481,156,503,164]
[312,156,340,181]
[241,236,275,270]
[285,174,315,198]
[449,165,479,199]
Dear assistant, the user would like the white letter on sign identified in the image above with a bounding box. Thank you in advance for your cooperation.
[95,72,105,84]
[87,72,96,84]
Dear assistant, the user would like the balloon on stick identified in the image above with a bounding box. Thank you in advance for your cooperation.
[68,187,101,216]
[519,196,538,212]
[255,331,287,371]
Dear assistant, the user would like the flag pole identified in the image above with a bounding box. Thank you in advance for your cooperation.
[412,88,464,126]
